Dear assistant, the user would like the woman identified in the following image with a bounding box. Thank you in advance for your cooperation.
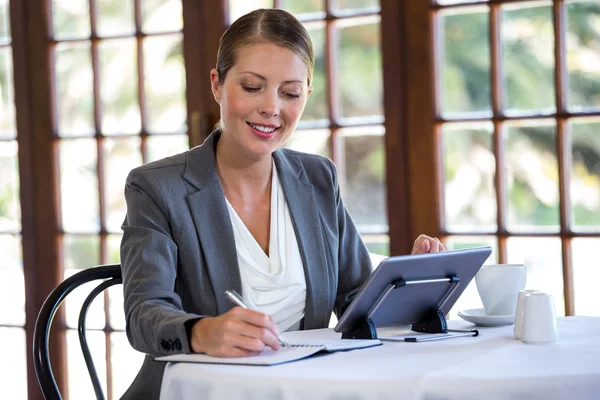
[120,8,445,399]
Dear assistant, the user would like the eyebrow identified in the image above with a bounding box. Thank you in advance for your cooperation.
[238,71,304,84]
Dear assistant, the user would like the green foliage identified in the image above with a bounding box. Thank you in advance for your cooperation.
[444,3,600,229]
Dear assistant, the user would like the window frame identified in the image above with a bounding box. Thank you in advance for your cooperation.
[393,0,600,318]
[12,1,225,399]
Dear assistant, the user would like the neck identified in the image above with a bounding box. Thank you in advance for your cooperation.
[215,131,273,198]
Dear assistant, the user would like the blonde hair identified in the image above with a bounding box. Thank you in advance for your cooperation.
[216,8,314,86]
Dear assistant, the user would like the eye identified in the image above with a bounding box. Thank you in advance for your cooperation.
[242,85,260,93]
[284,92,301,99]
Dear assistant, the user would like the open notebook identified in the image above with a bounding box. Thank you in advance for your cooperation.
[155,339,382,366]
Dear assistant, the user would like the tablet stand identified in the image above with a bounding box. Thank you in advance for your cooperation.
[341,275,462,340]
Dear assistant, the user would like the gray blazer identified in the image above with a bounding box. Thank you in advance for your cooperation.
[119,130,372,399]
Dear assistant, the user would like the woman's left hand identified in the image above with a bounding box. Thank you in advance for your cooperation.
[411,234,447,254]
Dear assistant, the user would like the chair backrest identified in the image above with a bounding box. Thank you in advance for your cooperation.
[33,264,122,400]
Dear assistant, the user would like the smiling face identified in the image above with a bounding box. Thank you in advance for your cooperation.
[210,42,312,161]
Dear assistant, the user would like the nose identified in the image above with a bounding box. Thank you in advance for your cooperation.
[258,90,280,117]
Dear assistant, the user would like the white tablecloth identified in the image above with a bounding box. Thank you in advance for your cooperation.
[160,316,600,400]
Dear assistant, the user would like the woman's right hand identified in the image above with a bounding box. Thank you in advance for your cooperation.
[189,307,281,357]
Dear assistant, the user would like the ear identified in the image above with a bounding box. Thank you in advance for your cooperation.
[210,68,222,104]
[306,85,313,98]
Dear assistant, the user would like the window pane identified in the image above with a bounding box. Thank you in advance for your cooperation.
[337,17,383,119]
[107,233,122,264]
[142,0,183,33]
[572,238,600,316]
[437,0,488,4]
[147,134,189,163]
[108,234,125,329]
[103,137,142,233]
[0,140,20,231]
[339,126,387,232]
[446,235,498,319]
[442,122,496,232]
[502,2,555,115]
[63,234,100,271]
[301,22,327,121]
[59,139,99,232]
[228,0,273,24]
[570,118,600,231]
[334,0,379,11]
[111,332,145,399]
[0,234,24,325]
[55,42,95,136]
[440,7,491,117]
[108,285,125,330]
[52,0,90,40]
[506,236,565,316]
[446,235,498,263]
[505,120,559,232]
[109,285,126,333]
[0,328,27,400]
[97,0,135,36]
[67,330,107,399]
[63,235,103,329]
[99,39,140,135]
[283,0,324,15]
[0,48,15,138]
[143,34,186,133]
[0,0,10,41]
[363,234,389,257]
[284,128,330,158]
[567,1,600,111]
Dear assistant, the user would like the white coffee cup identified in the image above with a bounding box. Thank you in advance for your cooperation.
[475,264,527,316]
[521,292,558,344]
[514,289,542,340]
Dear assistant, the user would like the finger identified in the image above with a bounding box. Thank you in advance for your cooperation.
[422,240,431,253]
[435,238,447,252]
[411,240,424,254]
[429,238,440,253]
[269,315,281,335]
[414,239,431,254]
[239,324,280,351]
[231,307,274,328]
[231,308,280,340]
[412,234,431,253]
[222,313,280,351]
[225,325,280,352]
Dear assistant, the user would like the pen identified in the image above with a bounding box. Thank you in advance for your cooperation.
[225,290,291,348]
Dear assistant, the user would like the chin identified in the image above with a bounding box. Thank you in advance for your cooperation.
[247,142,279,158]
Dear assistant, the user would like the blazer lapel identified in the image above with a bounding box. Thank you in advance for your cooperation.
[183,132,241,315]
[274,151,331,329]
[181,132,331,326]
[186,187,241,315]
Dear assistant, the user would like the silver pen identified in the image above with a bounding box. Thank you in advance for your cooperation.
[225,290,291,348]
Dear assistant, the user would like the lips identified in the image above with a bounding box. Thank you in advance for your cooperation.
[247,122,279,139]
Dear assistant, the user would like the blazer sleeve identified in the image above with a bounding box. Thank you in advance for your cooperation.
[120,168,203,355]
[327,161,373,318]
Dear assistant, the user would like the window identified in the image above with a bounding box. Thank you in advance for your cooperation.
[433,0,600,316]
[228,0,389,255]
[49,0,191,397]
[0,1,27,398]
[5,0,598,398]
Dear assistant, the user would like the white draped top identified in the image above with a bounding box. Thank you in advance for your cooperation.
[225,162,306,332]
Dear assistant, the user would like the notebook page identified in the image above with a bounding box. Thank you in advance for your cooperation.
[156,340,381,365]
[156,345,324,366]
[288,339,382,352]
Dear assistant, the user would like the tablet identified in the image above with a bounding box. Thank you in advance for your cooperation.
[334,246,492,333]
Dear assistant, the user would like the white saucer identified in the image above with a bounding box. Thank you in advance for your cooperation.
[457,308,514,327]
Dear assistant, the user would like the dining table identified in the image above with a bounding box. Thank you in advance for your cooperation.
[159,316,600,400]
